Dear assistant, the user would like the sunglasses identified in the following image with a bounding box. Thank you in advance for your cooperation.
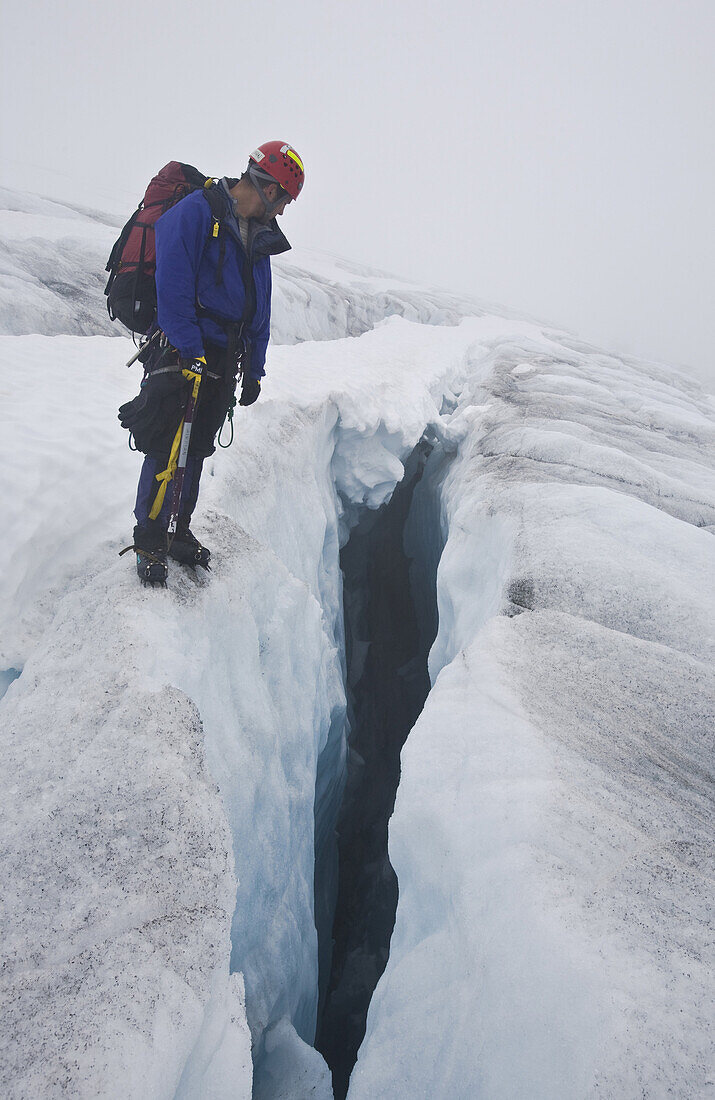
[272,183,292,203]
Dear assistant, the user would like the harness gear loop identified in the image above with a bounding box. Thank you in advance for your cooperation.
[218,398,236,448]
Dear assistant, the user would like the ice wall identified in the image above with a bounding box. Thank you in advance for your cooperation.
[348,337,715,1098]
[0,339,345,1098]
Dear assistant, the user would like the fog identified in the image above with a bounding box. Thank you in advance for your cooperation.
[1,0,713,387]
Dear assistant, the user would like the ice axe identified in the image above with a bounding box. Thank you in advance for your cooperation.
[147,357,205,545]
[125,327,161,368]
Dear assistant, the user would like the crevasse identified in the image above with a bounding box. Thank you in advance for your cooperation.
[1,311,481,1100]
[244,408,458,1098]
[314,438,447,1098]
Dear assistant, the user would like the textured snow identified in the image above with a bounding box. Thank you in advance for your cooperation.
[0,187,518,346]
[0,188,120,338]
[349,337,715,1099]
[0,316,526,1097]
[1,188,714,1098]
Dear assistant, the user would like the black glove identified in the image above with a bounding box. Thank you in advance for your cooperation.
[118,367,190,454]
[239,375,261,406]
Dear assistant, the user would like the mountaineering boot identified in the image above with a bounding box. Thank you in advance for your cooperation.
[168,526,211,570]
[133,523,168,586]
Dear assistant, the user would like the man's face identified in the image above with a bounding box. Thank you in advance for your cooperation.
[264,183,292,218]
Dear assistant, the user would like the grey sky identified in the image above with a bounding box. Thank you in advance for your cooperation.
[2,0,713,386]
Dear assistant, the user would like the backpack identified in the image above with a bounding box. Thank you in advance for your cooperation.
[104,161,225,334]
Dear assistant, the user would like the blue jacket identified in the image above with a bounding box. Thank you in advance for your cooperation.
[154,182,290,378]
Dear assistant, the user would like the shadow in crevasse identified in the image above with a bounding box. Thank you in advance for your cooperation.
[315,438,445,1099]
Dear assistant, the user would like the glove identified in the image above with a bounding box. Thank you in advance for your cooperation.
[239,375,261,406]
[178,355,206,380]
[118,367,190,454]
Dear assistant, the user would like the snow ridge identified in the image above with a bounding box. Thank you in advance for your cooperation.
[0,188,522,345]
[350,334,715,1099]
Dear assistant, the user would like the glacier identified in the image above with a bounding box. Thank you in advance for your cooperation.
[0,189,713,1099]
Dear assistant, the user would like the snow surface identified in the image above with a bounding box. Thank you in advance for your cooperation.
[1,190,713,1098]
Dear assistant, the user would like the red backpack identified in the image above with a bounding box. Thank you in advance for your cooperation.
[104,161,224,334]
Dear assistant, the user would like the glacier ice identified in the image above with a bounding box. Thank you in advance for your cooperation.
[349,336,715,1099]
[1,309,500,1096]
[0,668,21,702]
[1,188,714,1098]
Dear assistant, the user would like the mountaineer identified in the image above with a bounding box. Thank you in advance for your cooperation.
[116,142,304,583]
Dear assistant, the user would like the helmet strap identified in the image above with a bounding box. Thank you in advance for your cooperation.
[247,164,286,220]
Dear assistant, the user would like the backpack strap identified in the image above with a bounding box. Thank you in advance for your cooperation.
[195,183,256,346]
[104,205,141,313]
[216,233,226,286]
[201,182,229,287]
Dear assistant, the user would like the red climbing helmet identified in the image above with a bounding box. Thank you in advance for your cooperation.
[249,142,305,200]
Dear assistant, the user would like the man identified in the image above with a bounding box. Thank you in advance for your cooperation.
[123,142,304,584]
